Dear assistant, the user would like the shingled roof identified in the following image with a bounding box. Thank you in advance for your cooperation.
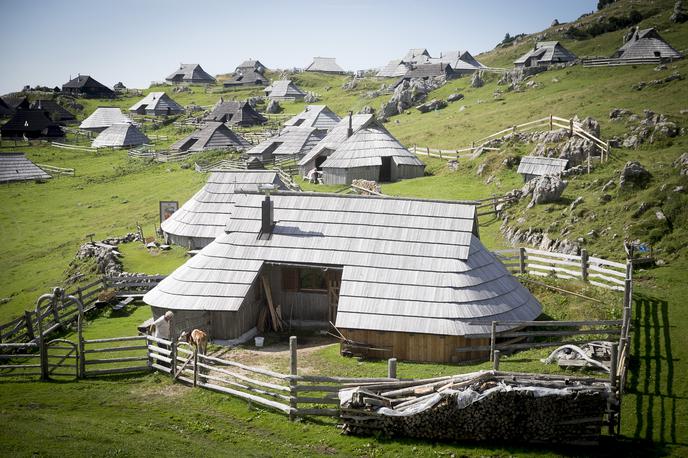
[165,64,216,84]
[205,100,267,126]
[161,170,286,246]
[305,57,345,74]
[29,100,76,123]
[517,156,569,178]
[1,110,64,138]
[79,107,133,131]
[61,75,115,97]
[91,123,150,148]
[283,105,341,131]
[377,59,411,78]
[0,152,51,183]
[170,122,251,152]
[0,97,12,116]
[403,48,431,64]
[246,126,325,160]
[614,28,683,60]
[514,41,577,66]
[265,80,306,100]
[432,50,485,71]
[129,92,184,115]
[144,192,542,337]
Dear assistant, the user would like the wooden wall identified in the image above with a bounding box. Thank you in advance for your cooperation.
[340,328,489,363]
[266,267,331,325]
[322,165,380,185]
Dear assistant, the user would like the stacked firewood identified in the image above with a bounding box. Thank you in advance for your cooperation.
[340,371,613,445]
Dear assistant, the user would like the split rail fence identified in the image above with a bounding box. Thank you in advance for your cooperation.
[36,164,75,177]
[582,57,663,67]
[412,114,611,166]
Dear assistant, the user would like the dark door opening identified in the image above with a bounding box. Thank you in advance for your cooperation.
[379,157,392,182]
[315,155,327,170]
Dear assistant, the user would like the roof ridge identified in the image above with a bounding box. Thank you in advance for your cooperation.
[236,190,479,205]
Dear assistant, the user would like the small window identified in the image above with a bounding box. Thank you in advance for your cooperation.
[293,119,305,126]
[654,51,661,57]
[299,268,327,292]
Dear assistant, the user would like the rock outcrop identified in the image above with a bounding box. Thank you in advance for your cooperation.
[620,161,651,189]
[522,175,568,208]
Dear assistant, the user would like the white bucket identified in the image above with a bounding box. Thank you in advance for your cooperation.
[254,336,264,347]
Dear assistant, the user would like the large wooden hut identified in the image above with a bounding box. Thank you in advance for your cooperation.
[612,27,683,61]
[0,152,51,183]
[29,100,76,124]
[305,57,345,74]
[433,50,485,75]
[161,170,286,249]
[517,156,569,182]
[1,110,64,139]
[283,105,340,131]
[129,92,184,116]
[79,107,133,132]
[514,41,576,68]
[170,122,250,152]
[265,80,306,101]
[61,75,115,98]
[320,125,424,185]
[205,100,267,126]
[165,64,216,84]
[91,123,150,148]
[143,192,542,362]
[245,127,325,161]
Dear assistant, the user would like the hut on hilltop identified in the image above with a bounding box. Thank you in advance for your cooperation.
[143,192,542,362]
[129,92,184,116]
[305,57,345,74]
[205,100,267,126]
[29,100,76,124]
[161,170,287,249]
[1,110,64,139]
[514,41,577,68]
[265,80,306,101]
[517,156,569,182]
[612,27,683,61]
[171,122,251,153]
[165,64,216,84]
[245,126,325,161]
[61,75,115,98]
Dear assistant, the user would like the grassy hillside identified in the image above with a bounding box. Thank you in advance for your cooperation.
[1,0,687,455]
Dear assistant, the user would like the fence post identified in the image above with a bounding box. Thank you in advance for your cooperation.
[39,331,48,381]
[169,315,177,381]
[493,350,501,370]
[193,347,198,387]
[609,343,619,435]
[549,114,553,131]
[78,314,85,378]
[24,311,35,341]
[490,321,496,362]
[51,297,61,327]
[387,358,397,379]
[606,143,610,163]
[518,247,526,274]
[439,149,443,159]
[569,119,574,138]
[580,249,589,282]
[426,146,430,156]
[289,336,298,420]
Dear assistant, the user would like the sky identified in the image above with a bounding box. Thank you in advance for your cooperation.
[0,0,598,94]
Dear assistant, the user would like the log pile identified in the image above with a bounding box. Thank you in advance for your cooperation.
[340,371,613,445]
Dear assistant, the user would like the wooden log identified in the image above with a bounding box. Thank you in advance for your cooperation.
[197,358,290,392]
[295,408,340,417]
[519,247,526,274]
[195,364,291,402]
[201,353,289,380]
[151,362,172,374]
[493,350,501,370]
[387,358,397,379]
[85,356,149,365]
[189,379,294,415]
[84,335,145,344]
[84,345,148,354]
[23,311,35,341]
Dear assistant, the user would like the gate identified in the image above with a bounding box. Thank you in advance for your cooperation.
[45,339,79,379]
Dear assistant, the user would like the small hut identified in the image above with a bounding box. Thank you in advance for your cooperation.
[245,126,325,161]
[612,28,683,61]
[129,92,184,116]
[0,152,52,183]
[320,125,425,185]
[298,113,375,175]
[161,170,287,249]
[170,122,251,152]
[517,156,569,182]
[305,57,346,74]
[143,192,542,362]
[265,80,306,101]
[29,100,76,124]
[91,123,150,148]
[283,105,341,131]
[395,63,455,87]
[205,100,267,126]
[433,50,485,75]
[61,75,115,98]
[0,97,13,117]
[79,107,133,132]
[403,48,432,64]
[2,96,30,112]
[165,64,216,84]
[235,59,267,74]
[514,41,577,68]
[377,59,412,78]
[1,110,64,139]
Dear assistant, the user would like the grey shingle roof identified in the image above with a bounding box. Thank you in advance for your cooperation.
[29,100,76,123]
[170,122,251,152]
[377,59,411,77]
[283,105,341,130]
[0,152,51,183]
[305,57,345,74]
[266,80,306,99]
[165,64,216,83]
[514,41,576,66]
[205,100,267,126]
[144,192,542,336]
[403,48,431,63]
[614,28,683,60]
[161,170,286,241]
[129,92,184,115]
[91,123,150,148]
[298,114,375,168]
[79,107,133,131]
[432,50,485,70]
[517,156,568,177]
[245,126,325,159]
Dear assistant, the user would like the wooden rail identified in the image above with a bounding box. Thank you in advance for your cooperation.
[36,164,75,176]
[582,57,663,67]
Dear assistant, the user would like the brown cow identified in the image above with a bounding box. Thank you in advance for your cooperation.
[179,329,208,355]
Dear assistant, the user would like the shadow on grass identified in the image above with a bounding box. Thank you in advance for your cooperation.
[627,293,682,450]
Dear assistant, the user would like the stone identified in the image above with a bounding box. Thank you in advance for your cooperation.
[632,202,649,218]
[523,175,568,207]
[379,78,437,118]
[551,77,560,83]
[601,180,616,192]
[266,99,281,114]
[304,92,319,103]
[620,161,652,189]
[610,108,632,120]
[656,259,667,266]
[459,105,467,112]
[622,135,640,149]
[416,99,447,113]
[656,210,667,221]
[569,196,584,211]
[159,244,171,251]
[146,242,158,249]
[671,0,688,22]
[358,105,375,115]
[674,185,685,193]
[447,160,458,172]
[447,93,464,103]
[476,163,486,176]
[341,78,357,91]
[502,155,520,169]
[470,71,484,88]
[599,194,612,203]
[655,64,668,71]
[587,229,598,238]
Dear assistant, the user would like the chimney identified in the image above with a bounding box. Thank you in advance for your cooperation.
[261,194,274,235]
[347,111,353,138]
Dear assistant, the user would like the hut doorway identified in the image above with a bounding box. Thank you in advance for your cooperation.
[379,157,392,182]
[315,156,327,170]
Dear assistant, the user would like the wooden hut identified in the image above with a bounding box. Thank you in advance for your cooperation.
[0,97,14,117]
[235,59,267,74]
[432,50,485,75]
[0,110,64,139]
[377,59,412,78]
[514,41,576,68]
[517,156,569,182]
[61,75,115,98]
[143,192,542,362]
[612,28,683,61]
[224,60,268,87]
[305,57,345,74]
[245,126,325,161]
[298,113,375,175]
[129,92,184,116]
[320,125,424,185]
[0,152,51,183]
[165,64,216,84]
[170,122,251,153]
[2,96,30,112]
[91,123,150,148]
[283,105,341,131]
[395,63,455,87]
[161,170,287,249]
[205,100,267,126]
[403,48,432,64]
[29,100,76,124]
[79,107,133,132]
[265,80,306,101]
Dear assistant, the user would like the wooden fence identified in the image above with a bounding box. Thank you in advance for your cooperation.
[414,114,611,166]
[37,163,75,177]
[582,57,663,68]
[80,335,150,377]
